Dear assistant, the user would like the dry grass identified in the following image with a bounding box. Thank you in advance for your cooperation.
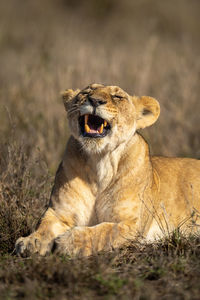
[0,235,200,299]
[0,0,200,299]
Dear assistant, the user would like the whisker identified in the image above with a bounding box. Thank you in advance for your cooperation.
[68,107,79,115]
[68,108,78,113]
[68,104,79,110]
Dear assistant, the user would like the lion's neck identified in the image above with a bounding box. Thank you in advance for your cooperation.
[88,133,152,193]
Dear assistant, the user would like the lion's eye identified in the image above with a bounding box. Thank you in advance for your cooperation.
[111,94,127,101]
[113,95,123,99]
[112,94,123,100]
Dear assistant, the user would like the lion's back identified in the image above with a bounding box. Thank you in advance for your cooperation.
[152,156,200,183]
[151,156,200,230]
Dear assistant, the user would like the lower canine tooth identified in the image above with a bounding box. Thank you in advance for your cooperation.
[99,124,104,134]
[85,124,90,133]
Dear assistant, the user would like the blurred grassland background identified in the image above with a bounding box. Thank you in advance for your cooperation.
[0,0,200,173]
[0,1,200,298]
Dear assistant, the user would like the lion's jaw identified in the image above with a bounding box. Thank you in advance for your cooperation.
[67,85,137,154]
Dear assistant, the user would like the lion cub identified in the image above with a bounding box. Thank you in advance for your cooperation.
[15,83,200,257]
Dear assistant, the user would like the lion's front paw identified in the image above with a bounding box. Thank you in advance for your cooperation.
[15,234,53,257]
[53,228,93,257]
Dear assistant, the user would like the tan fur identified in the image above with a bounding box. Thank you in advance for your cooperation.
[15,83,200,257]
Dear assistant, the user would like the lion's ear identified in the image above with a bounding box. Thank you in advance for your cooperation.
[132,96,160,129]
[61,89,80,111]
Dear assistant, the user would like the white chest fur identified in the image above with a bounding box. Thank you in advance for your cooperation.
[90,142,126,192]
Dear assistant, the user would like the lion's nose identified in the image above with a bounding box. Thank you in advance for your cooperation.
[88,96,107,107]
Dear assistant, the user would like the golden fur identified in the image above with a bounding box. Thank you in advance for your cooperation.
[15,83,200,257]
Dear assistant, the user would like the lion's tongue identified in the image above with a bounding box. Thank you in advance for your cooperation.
[89,128,99,133]
[85,123,104,134]
[88,124,103,134]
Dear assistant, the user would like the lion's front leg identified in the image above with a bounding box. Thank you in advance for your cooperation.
[53,221,137,257]
[15,208,69,257]
[15,232,53,257]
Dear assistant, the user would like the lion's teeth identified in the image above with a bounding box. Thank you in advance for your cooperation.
[84,114,89,124]
[99,124,104,134]
[104,120,107,127]
[85,124,90,133]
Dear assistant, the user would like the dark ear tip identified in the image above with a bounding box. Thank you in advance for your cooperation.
[61,89,74,100]
[61,89,81,103]
[142,109,151,116]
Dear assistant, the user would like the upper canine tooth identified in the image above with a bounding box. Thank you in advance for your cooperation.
[99,124,104,134]
[85,124,90,133]
[84,114,89,124]
[104,120,107,127]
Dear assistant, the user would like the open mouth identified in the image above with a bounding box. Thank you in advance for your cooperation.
[79,114,111,138]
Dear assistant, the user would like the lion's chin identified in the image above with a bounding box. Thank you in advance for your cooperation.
[78,135,112,155]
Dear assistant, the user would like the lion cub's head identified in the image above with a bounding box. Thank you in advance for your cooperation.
[62,83,160,153]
